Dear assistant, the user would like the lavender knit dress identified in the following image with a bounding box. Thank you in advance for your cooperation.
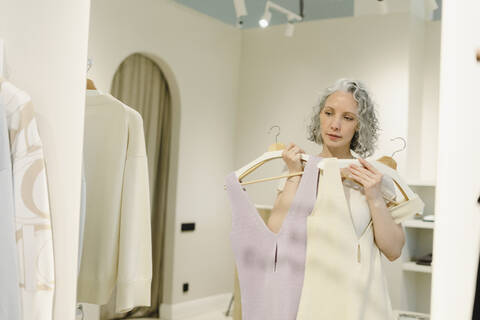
[225,156,321,320]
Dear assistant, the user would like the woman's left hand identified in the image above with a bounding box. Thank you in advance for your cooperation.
[347,158,383,201]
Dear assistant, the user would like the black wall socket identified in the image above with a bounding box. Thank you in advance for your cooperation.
[181,223,195,232]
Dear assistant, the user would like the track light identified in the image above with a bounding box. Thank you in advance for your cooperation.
[233,0,247,17]
[259,10,272,28]
[233,0,247,28]
[377,0,388,15]
[285,22,295,37]
[259,1,303,35]
[426,0,439,11]
[425,0,438,20]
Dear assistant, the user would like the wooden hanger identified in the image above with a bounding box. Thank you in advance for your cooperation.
[86,58,97,90]
[236,125,306,186]
[86,79,97,90]
[236,136,407,187]
[377,137,406,170]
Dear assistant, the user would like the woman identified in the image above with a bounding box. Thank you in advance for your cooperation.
[267,78,405,262]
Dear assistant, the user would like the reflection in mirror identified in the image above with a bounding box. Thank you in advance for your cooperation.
[77,0,441,319]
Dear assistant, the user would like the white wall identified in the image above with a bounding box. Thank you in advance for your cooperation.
[87,0,242,309]
[420,21,441,183]
[0,1,91,319]
[431,0,480,318]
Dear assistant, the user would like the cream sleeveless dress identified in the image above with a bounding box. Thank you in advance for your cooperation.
[296,158,424,320]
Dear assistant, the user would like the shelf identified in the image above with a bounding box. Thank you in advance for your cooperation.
[403,219,434,229]
[407,179,436,187]
[402,261,432,274]
[393,309,430,319]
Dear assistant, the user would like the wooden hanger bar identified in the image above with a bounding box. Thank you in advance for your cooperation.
[240,171,303,186]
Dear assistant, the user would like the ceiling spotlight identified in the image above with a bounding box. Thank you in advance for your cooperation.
[377,0,388,15]
[426,0,439,12]
[259,1,303,34]
[285,22,295,37]
[233,0,248,18]
[424,0,438,20]
[233,0,247,28]
[259,10,272,28]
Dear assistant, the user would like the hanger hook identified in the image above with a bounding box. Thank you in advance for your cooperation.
[268,125,281,144]
[390,137,406,158]
[87,58,93,72]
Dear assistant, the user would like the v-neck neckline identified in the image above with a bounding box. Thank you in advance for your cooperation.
[231,156,319,238]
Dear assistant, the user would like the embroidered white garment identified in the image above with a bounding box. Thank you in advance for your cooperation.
[0,78,21,320]
[0,79,55,320]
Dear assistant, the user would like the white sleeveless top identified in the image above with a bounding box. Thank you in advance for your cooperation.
[277,162,397,237]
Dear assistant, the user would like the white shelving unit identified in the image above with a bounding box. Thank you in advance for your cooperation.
[396,182,436,316]
[403,219,434,229]
[402,261,432,274]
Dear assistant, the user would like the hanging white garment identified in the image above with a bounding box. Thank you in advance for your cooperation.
[78,90,152,313]
[0,77,21,320]
[296,158,424,320]
[0,78,55,320]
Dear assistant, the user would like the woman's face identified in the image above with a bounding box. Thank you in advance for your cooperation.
[319,90,359,150]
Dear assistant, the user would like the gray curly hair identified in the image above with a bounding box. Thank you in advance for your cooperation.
[307,78,379,158]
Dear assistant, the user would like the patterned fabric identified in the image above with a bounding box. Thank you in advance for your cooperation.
[0,79,54,320]
[0,78,21,320]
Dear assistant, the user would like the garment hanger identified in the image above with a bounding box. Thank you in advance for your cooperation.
[235,125,308,187]
[377,137,406,170]
[232,130,416,209]
[86,58,97,90]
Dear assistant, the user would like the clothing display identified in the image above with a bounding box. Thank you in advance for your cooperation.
[277,162,397,237]
[225,155,321,320]
[0,78,55,320]
[296,158,424,320]
[77,90,152,313]
[0,78,21,320]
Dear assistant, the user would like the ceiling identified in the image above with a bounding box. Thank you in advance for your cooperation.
[174,0,441,29]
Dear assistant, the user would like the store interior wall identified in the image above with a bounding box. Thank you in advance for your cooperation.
[0,0,91,319]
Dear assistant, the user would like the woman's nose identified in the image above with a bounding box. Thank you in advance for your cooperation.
[330,117,341,130]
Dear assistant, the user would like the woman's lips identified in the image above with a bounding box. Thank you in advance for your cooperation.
[327,134,341,140]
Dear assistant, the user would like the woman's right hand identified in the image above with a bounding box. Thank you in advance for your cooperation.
[282,143,305,173]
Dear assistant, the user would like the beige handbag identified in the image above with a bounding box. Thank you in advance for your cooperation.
[296,158,424,320]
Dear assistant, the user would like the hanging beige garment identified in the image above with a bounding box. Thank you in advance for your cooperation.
[296,158,424,320]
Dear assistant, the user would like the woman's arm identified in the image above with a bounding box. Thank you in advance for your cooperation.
[268,175,301,233]
[348,158,405,261]
[366,194,405,261]
[267,143,304,233]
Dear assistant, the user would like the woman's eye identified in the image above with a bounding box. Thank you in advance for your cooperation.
[345,116,354,121]
[325,111,332,115]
